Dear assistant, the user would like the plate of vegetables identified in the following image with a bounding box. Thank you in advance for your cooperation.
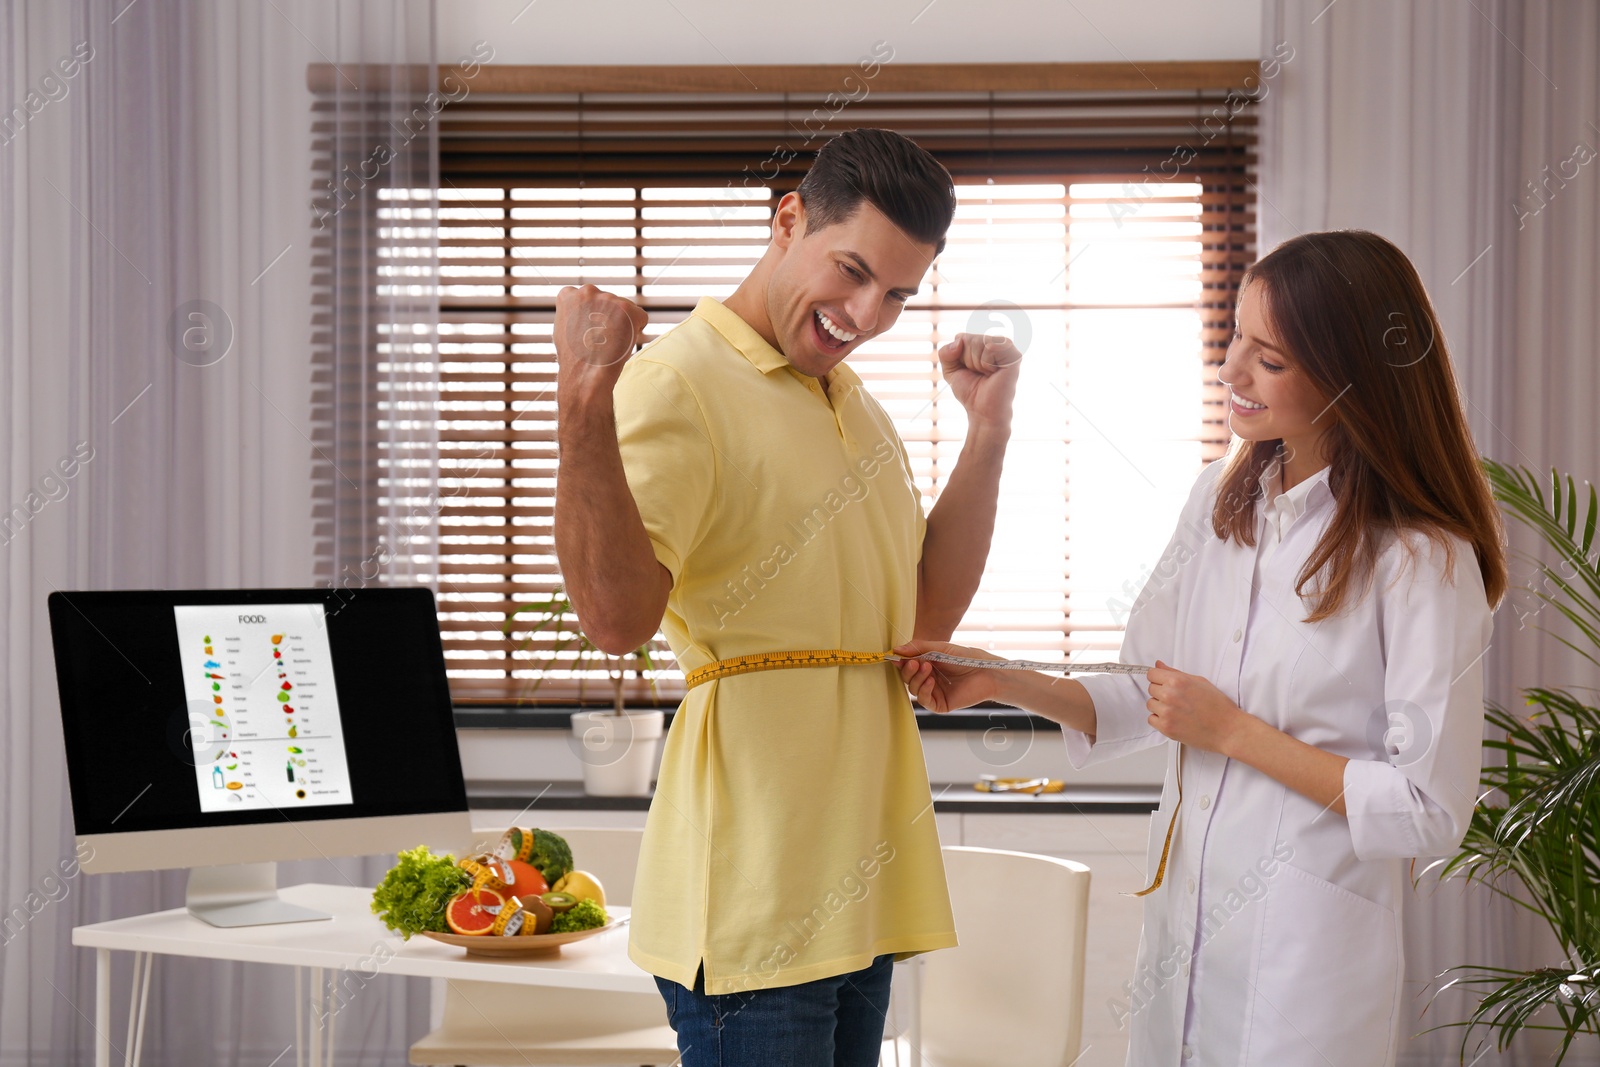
[371,828,616,956]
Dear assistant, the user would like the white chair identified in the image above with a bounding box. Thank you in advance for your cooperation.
[408,826,680,1067]
[891,846,1091,1067]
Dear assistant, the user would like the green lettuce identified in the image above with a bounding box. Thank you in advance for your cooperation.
[371,845,472,939]
[550,898,607,933]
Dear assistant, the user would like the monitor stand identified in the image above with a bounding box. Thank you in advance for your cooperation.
[186,861,332,928]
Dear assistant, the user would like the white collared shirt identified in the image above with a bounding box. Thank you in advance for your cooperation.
[1067,458,1492,1067]
[1259,462,1327,559]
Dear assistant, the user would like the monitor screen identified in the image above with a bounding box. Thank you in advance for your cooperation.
[49,588,468,837]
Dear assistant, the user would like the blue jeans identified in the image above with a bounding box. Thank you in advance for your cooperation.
[654,954,896,1067]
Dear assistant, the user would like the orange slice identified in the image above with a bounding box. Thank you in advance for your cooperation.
[445,886,505,936]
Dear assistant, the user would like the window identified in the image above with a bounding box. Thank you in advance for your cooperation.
[314,72,1258,705]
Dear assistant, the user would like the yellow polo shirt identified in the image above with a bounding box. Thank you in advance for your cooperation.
[614,296,957,994]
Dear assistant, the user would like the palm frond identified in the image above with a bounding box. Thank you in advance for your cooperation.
[1433,462,1600,1060]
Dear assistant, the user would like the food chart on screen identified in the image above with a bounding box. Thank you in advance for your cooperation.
[173,603,354,812]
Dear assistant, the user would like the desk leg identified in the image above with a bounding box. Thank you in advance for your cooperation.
[95,949,110,1067]
[130,953,152,1067]
[907,958,923,1067]
[309,966,324,1067]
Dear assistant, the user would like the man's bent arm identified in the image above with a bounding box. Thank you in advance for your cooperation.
[552,285,670,657]
[914,418,1011,641]
[912,331,1020,642]
[554,400,672,656]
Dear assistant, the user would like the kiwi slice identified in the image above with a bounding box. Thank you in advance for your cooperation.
[540,890,578,914]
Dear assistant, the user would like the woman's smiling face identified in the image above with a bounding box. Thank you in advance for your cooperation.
[1217,281,1333,456]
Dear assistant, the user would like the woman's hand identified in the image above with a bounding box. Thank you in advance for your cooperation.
[891,640,1005,713]
[1145,660,1255,755]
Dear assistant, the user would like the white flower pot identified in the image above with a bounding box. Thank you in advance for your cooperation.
[569,710,663,797]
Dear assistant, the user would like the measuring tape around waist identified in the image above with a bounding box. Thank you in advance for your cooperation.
[683,646,1173,894]
[681,648,1154,689]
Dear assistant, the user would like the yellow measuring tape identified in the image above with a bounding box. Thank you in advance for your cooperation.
[683,649,897,689]
[684,647,1153,690]
[684,645,1177,895]
[1130,745,1183,897]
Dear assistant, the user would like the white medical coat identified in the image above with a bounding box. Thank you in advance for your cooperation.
[1069,458,1493,1066]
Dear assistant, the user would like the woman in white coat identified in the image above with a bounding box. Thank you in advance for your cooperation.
[895,230,1507,1066]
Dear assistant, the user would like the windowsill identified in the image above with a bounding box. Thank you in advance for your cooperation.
[452,703,1055,732]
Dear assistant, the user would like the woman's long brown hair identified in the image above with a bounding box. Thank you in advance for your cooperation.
[1211,230,1507,621]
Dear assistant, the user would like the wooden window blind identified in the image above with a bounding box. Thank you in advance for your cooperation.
[315,65,1259,706]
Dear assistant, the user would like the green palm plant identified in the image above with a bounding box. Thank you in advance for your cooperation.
[501,589,662,712]
[1428,460,1600,1063]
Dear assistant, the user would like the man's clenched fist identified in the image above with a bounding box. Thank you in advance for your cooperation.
[554,285,650,407]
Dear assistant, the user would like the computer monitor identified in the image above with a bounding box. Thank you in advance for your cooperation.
[48,587,471,927]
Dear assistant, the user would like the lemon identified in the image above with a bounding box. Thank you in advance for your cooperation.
[552,869,606,908]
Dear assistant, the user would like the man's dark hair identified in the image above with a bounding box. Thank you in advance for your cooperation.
[795,128,957,254]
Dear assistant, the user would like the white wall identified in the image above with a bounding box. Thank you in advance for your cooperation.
[437,0,1263,66]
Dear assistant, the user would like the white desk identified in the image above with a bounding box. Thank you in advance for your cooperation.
[72,883,649,1067]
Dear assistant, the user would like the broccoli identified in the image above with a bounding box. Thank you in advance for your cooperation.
[550,898,607,933]
[528,828,573,884]
[371,846,472,939]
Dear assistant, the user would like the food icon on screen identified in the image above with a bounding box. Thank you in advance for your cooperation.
[212,766,223,789]
[204,660,220,669]
[271,633,283,644]
[226,781,243,790]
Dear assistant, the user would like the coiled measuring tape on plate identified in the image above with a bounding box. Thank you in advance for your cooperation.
[498,827,536,865]
[459,855,509,894]
[683,648,1152,689]
[490,897,530,937]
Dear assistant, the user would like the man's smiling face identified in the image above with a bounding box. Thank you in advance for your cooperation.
[764,192,938,378]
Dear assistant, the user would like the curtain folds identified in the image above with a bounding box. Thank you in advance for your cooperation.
[1,1,440,1063]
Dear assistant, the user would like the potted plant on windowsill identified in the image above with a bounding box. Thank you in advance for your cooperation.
[502,589,666,798]
[1428,461,1600,1064]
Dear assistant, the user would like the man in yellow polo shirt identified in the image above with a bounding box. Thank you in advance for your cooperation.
[553,129,1019,1063]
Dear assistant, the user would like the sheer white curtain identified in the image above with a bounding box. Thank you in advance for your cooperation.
[1,1,439,1063]
[1258,2,1600,1064]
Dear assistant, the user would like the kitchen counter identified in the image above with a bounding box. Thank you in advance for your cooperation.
[466,779,1160,815]
[455,706,1056,733]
